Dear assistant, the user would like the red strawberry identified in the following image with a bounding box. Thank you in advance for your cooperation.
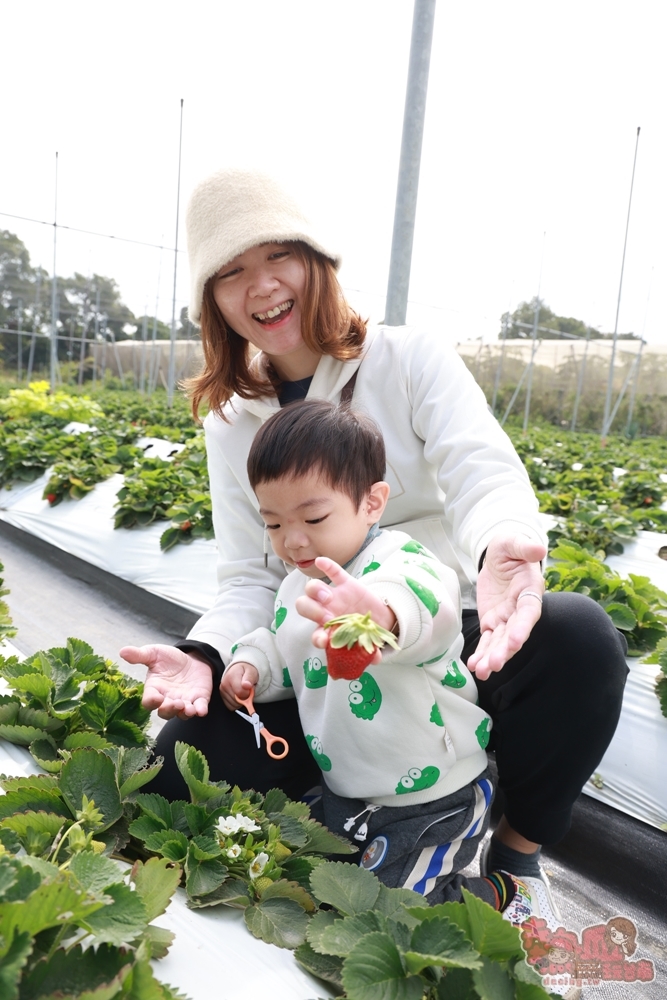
[46,493,57,504]
[180,520,192,530]
[324,612,399,680]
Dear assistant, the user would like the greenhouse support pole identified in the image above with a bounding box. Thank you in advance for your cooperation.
[92,288,100,386]
[17,300,22,382]
[570,327,590,431]
[625,338,644,434]
[168,99,184,406]
[602,127,641,441]
[50,152,59,392]
[139,311,148,393]
[522,233,546,433]
[384,0,437,326]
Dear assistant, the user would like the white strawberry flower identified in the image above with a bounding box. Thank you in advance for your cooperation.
[216,815,241,836]
[248,852,269,879]
[226,844,242,859]
[235,814,260,833]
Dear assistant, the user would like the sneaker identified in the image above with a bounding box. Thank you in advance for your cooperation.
[480,843,581,999]
[480,839,562,929]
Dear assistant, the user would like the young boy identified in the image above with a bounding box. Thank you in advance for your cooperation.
[220,399,514,911]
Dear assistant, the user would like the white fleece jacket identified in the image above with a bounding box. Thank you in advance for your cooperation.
[228,529,492,807]
[188,325,546,660]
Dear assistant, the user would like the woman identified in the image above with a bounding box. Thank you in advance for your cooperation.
[121,167,627,920]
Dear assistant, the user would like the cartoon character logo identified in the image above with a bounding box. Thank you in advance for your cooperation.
[429,703,444,726]
[303,656,328,689]
[282,667,293,688]
[348,674,382,720]
[361,559,381,576]
[395,765,440,795]
[401,540,435,559]
[441,660,466,689]
[306,735,332,771]
[360,835,389,871]
[273,601,287,630]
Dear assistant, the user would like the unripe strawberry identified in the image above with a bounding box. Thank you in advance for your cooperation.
[324,612,399,680]
[253,876,274,895]
[272,842,292,862]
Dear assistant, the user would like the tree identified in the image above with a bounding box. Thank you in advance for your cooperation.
[499,297,638,340]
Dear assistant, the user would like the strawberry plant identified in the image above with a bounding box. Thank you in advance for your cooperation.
[159,492,214,551]
[0,561,16,641]
[0,380,104,422]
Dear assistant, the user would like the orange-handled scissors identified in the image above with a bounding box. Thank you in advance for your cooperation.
[235,690,289,760]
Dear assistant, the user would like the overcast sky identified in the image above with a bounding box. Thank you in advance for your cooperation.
[2,0,666,345]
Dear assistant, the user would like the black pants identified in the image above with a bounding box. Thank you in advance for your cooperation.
[148,591,628,846]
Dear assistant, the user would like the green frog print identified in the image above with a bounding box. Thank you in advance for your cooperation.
[306,735,332,771]
[348,673,382,720]
[303,656,328,689]
[441,660,466,689]
[395,765,440,795]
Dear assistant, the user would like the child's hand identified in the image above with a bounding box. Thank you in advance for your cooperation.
[219,661,259,711]
[295,557,396,651]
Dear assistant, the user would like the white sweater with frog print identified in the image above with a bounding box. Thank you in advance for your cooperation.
[227,529,492,808]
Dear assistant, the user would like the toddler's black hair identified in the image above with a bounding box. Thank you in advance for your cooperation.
[247,399,386,509]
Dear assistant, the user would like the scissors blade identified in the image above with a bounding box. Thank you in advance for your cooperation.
[235,709,254,724]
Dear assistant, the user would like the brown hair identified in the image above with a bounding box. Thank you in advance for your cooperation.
[247,399,386,510]
[184,242,367,420]
[604,917,637,955]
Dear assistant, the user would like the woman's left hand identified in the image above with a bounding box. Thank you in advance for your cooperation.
[466,534,547,681]
[295,556,395,652]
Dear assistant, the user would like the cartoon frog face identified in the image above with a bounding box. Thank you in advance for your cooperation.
[395,765,440,795]
[348,674,382,720]
[306,735,332,771]
[273,602,287,629]
[303,656,328,689]
[441,660,466,689]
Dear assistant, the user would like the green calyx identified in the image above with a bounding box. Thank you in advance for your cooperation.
[323,613,399,653]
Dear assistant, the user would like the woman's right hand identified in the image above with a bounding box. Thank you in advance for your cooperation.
[120,644,213,720]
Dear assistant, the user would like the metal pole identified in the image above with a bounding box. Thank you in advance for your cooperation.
[50,152,59,391]
[92,288,100,386]
[139,310,148,393]
[168,99,184,405]
[602,127,641,440]
[384,0,437,326]
[625,339,644,435]
[17,300,22,382]
[570,327,590,432]
[522,233,546,432]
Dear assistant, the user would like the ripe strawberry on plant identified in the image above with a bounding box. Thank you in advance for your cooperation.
[324,612,399,680]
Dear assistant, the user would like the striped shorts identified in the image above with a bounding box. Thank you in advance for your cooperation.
[321,768,494,905]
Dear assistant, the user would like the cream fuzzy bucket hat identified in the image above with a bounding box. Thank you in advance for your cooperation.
[186,168,341,324]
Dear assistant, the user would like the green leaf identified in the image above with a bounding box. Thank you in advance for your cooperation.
[604,602,637,630]
[59,749,123,832]
[63,732,113,751]
[259,878,316,912]
[105,719,146,748]
[174,742,223,803]
[184,845,228,897]
[301,818,358,855]
[305,909,340,954]
[263,788,288,813]
[281,856,321,891]
[472,954,515,999]
[0,788,69,822]
[69,852,124,894]
[244,897,309,949]
[514,980,554,998]
[310,860,380,916]
[436,968,477,999]
[119,763,163,798]
[342,931,425,1000]
[461,888,523,961]
[273,815,309,848]
[144,923,176,960]
[9,674,53,705]
[0,697,20,725]
[375,884,425,924]
[319,910,384,956]
[0,876,103,940]
[29,738,63,774]
[404,916,482,974]
[17,942,133,1000]
[131,857,181,922]
[183,803,215,838]
[130,814,170,841]
[133,792,173,829]
[187,878,251,909]
[0,811,65,849]
[0,724,46,747]
[79,681,123,730]
[0,775,58,794]
[143,830,189,863]
[294,941,345,989]
[0,930,33,1000]
[83,882,148,945]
